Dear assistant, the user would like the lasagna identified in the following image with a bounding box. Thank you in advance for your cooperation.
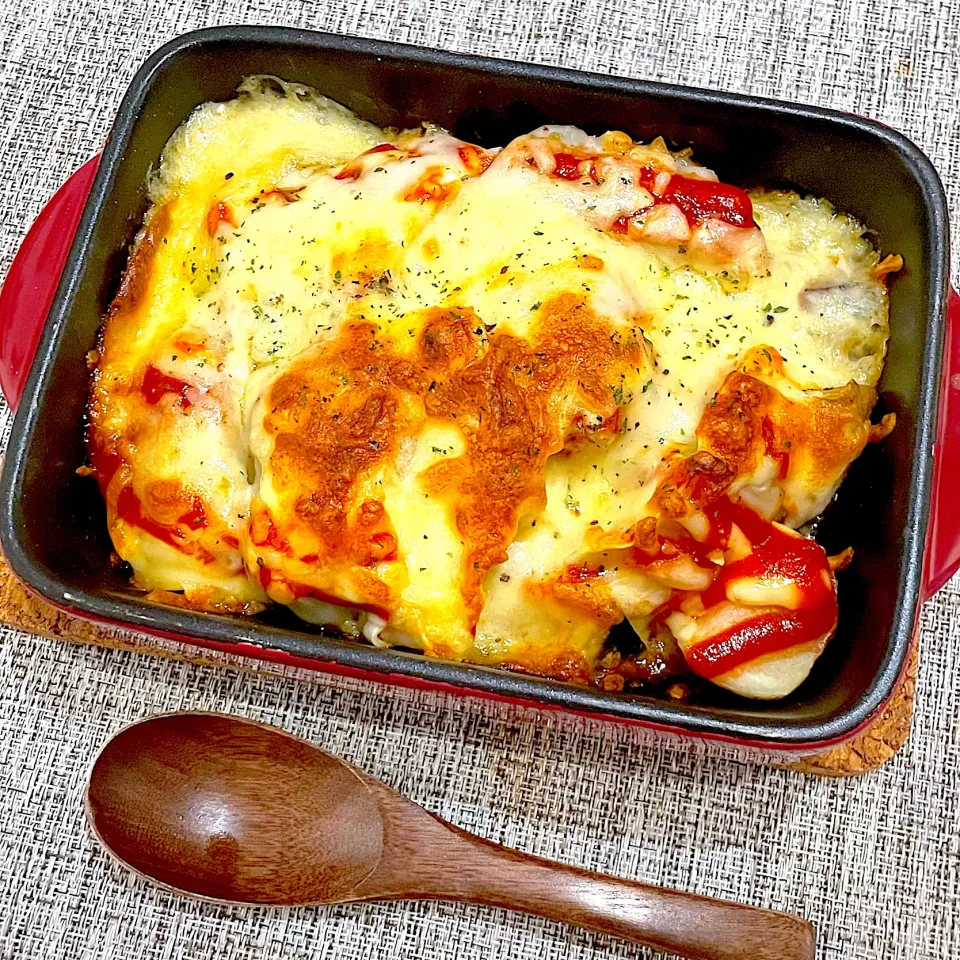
[87,76,898,700]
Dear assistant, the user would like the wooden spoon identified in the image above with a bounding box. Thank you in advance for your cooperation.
[85,711,814,960]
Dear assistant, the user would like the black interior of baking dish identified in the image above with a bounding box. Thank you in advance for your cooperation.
[0,27,947,744]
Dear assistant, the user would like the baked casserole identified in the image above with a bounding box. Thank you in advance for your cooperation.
[86,77,899,700]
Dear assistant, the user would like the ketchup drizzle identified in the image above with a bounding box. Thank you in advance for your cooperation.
[633,497,837,679]
[687,499,837,678]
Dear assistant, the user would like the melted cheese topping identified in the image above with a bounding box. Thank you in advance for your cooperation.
[88,77,894,700]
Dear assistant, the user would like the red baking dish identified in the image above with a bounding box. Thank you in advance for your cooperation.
[0,26,956,755]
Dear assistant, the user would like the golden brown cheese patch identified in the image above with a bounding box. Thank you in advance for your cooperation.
[264,322,409,564]
[260,295,647,629]
[653,346,875,524]
[102,205,172,341]
[528,575,625,633]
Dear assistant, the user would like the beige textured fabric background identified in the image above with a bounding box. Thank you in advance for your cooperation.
[1,1,959,958]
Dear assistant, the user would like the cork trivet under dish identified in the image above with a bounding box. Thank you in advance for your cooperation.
[0,555,914,775]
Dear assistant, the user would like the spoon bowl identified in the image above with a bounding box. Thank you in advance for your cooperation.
[86,713,383,904]
[87,712,815,960]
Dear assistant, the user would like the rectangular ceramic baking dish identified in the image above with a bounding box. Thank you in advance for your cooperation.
[1,26,957,754]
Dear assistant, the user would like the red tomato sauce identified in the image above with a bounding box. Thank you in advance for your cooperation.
[631,521,722,569]
[141,366,193,408]
[89,446,123,495]
[178,498,208,530]
[335,143,398,181]
[637,166,658,190]
[403,168,453,203]
[457,144,493,175]
[116,486,211,561]
[258,568,390,621]
[551,152,599,182]
[572,409,622,435]
[646,589,690,629]
[368,531,398,563]
[205,201,234,235]
[561,563,600,583]
[251,516,289,554]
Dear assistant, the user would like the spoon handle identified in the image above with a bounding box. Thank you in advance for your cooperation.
[450,828,815,960]
[365,797,814,960]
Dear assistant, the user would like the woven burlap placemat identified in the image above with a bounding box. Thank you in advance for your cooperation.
[0,555,914,774]
[4,4,959,959]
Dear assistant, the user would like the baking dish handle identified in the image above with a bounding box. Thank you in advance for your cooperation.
[0,156,100,411]
[923,286,960,600]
